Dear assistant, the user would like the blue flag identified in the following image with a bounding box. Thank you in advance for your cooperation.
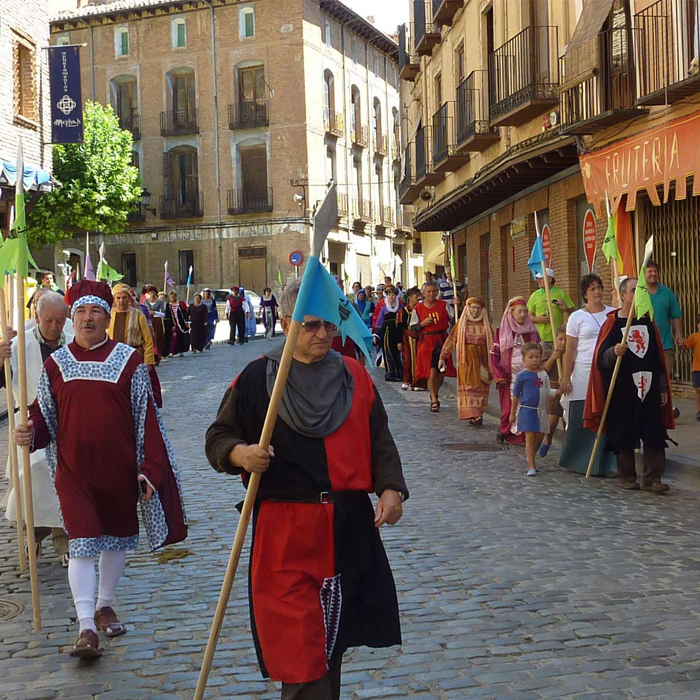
[292,256,373,360]
[186,265,193,288]
[527,235,546,280]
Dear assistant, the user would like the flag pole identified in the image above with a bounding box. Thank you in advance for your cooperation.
[534,214,562,377]
[585,306,636,479]
[163,263,167,296]
[193,185,339,700]
[606,194,622,308]
[0,270,26,573]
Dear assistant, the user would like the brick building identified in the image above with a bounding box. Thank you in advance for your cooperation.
[399,0,700,385]
[43,0,420,295]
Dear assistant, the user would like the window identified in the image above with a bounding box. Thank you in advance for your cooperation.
[434,74,442,109]
[178,250,194,286]
[112,76,138,131]
[455,42,465,84]
[170,70,196,115]
[324,70,335,117]
[55,33,71,46]
[164,146,199,207]
[326,145,336,182]
[14,35,37,123]
[115,26,129,57]
[172,18,186,48]
[376,164,384,213]
[323,16,332,46]
[351,85,361,135]
[352,37,359,63]
[373,98,382,140]
[392,107,400,143]
[122,253,137,287]
[240,145,269,207]
[131,150,140,169]
[240,7,255,39]
[354,156,363,199]
[238,65,265,103]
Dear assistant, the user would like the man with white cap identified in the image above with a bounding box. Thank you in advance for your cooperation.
[13,279,187,659]
[527,268,575,349]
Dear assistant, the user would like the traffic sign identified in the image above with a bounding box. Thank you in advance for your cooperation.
[583,209,597,273]
[289,251,303,266]
[541,223,552,267]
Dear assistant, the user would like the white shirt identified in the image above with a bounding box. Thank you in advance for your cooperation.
[566,306,615,365]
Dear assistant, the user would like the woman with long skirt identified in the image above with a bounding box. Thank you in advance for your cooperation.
[165,290,190,357]
[188,293,208,353]
[440,297,494,425]
[491,297,540,444]
[143,285,167,359]
[558,274,617,475]
[201,288,219,348]
[260,287,278,340]
[374,286,404,382]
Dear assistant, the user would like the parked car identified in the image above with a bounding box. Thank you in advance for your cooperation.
[206,289,262,324]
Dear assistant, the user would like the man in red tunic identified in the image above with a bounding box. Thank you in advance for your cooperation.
[410,281,456,411]
[206,278,407,700]
[14,280,187,659]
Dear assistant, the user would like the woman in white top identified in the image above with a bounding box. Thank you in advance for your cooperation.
[558,274,617,475]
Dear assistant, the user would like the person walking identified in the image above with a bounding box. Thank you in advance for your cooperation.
[491,297,540,445]
[143,285,167,359]
[374,286,405,382]
[241,287,256,341]
[584,277,674,492]
[165,291,190,357]
[439,297,493,425]
[260,287,279,340]
[13,280,187,659]
[205,278,407,700]
[527,267,575,350]
[354,289,375,330]
[201,289,219,349]
[188,293,209,353]
[558,274,616,475]
[400,287,421,390]
[226,287,246,346]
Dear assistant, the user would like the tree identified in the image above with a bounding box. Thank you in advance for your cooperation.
[27,101,141,247]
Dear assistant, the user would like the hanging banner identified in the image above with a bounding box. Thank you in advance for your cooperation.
[541,224,552,267]
[48,46,83,144]
[583,209,597,273]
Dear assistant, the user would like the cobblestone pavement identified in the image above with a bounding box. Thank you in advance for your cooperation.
[2,338,700,700]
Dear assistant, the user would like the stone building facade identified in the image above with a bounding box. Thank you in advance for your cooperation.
[44,0,420,294]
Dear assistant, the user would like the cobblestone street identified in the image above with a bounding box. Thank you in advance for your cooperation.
[2,338,700,700]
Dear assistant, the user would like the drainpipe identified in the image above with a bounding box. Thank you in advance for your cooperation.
[79,19,95,101]
[202,0,224,288]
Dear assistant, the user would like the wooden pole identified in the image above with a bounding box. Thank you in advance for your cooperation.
[15,273,41,629]
[611,257,622,308]
[585,306,636,479]
[193,320,302,700]
[0,290,26,571]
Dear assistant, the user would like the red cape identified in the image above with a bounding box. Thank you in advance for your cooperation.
[583,309,675,433]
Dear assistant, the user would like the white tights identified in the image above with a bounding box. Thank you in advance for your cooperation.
[67,551,126,632]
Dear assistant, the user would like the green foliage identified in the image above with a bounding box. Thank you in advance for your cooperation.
[27,101,141,246]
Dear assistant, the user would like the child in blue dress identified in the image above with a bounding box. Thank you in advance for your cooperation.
[510,342,555,476]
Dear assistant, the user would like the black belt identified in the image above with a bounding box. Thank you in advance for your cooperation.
[424,330,446,336]
[265,490,367,504]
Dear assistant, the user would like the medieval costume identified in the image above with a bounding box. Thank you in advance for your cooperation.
[144,296,167,358]
[410,298,456,389]
[354,290,374,330]
[440,298,493,424]
[400,304,419,390]
[241,287,256,340]
[261,292,279,340]
[188,300,209,352]
[27,280,187,658]
[584,310,675,488]
[374,297,405,382]
[491,297,540,445]
[166,298,190,356]
[201,290,219,348]
[226,288,246,345]
[206,345,407,695]
[1,317,74,564]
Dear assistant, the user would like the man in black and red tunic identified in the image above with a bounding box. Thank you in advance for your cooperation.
[206,278,408,700]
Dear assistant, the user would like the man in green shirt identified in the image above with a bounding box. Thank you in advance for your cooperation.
[527,268,576,347]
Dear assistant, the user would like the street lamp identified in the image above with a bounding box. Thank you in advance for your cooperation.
[141,187,157,217]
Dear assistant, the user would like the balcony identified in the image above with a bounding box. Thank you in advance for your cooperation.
[559,28,648,135]
[455,70,500,152]
[392,135,401,161]
[399,144,421,204]
[127,202,146,222]
[414,0,440,56]
[161,108,199,136]
[432,0,461,27]
[415,125,444,186]
[351,124,369,148]
[378,205,394,229]
[431,102,470,174]
[227,188,273,215]
[118,110,140,140]
[160,192,204,219]
[324,109,344,138]
[337,192,349,217]
[489,26,559,127]
[353,198,374,224]
[398,24,420,81]
[228,100,269,130]
[395,206,412,232]
[374,132,388,157]
[635,0,700,105]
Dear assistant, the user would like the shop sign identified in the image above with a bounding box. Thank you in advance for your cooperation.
[48,46,83,144]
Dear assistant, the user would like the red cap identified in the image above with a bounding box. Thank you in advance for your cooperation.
[67,279,114,311]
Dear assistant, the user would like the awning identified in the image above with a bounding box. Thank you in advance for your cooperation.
[580,109,700,216]
[0,159,57,193]
[566,0,615,53]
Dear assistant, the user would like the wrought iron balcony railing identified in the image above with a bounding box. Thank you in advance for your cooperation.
[160,192,204,218]
[324,109,344,137]
[374,132,388,156]
[414,0,440,55]
[228,100,269,129]
[455,70,499,152]
[354,198,374,223]
[351,124,369,148]
[398,24,420,81]
[118,110,140,140]
[227,188,273,215]
[160,108,199,136]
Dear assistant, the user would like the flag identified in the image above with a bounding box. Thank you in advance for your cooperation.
[527,234,546,280]
[343,269,350,283]
[602,194,621,265]
[634,236,655,321]
[292,255,373,361]
[615,197,636,275]
[96,242,124,282]
[186,265,193,288]
[164,261,176,288]
[277,267,283,286]
[84,233,95,280]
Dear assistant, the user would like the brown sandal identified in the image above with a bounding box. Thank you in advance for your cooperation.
[69,629,102,658]
[95,606,127,637]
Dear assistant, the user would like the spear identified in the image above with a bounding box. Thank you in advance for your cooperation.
[193,185,342,700]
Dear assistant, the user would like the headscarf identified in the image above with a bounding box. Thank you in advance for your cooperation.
[355,289,367,313]
[497,296,537,352]
[456,297,494,387]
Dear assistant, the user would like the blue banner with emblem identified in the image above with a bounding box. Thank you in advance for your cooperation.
[48,45,83,144]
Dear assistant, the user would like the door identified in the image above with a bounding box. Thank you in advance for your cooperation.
[173,73,195,121]
[240,146,268,209]
[239,251,267,294]
[165,148,199,210]
[116,80,136,128]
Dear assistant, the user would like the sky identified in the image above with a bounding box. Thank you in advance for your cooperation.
[343,0,410,37]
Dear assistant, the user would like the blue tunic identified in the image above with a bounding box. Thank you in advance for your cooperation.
[513,369,551,433]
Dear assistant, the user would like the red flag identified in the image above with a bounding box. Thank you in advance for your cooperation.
[615,195,636,276]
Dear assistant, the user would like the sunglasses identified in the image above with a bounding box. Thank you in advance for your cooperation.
[302,319,337,334]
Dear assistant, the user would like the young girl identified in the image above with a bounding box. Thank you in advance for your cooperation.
[539,326,567,457]
[511,343,556,476]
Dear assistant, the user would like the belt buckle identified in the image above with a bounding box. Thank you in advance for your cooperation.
[320,492,330,504]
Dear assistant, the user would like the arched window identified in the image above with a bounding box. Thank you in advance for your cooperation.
[392,107,400,143]
[373,98,382,141]
[110,74,139,136]
[351,85,361,136]
[324,70,335,118]
[165,68,197,133]
[163,146,200,217]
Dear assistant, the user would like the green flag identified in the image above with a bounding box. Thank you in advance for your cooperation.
[7,194,38,280]
[601,214,621,265]
[634,237,655,321]
[277,267,283,286]
[96,258,124,282]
